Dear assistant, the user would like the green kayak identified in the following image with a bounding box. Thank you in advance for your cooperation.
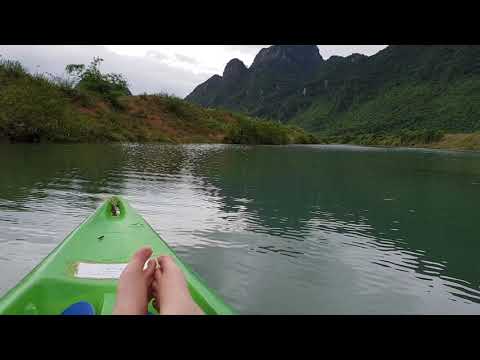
[0,196,234,315]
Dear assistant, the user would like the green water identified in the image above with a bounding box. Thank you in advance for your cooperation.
[1,143,479,314]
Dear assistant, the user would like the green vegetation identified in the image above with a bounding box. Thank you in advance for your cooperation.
[65,57,131,108]
[0,56,316,144]
[187,45,480,150]
[224,114,317,145]
[0,60,75,142]
[0,58,159,143]
[6,45,478,150]
[422,132,480,151]
[319,129,445,147]
[294,79,480,140]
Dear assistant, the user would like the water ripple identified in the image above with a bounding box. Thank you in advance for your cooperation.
[1,143,480,314]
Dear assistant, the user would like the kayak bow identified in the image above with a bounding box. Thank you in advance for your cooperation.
[0,196,234,315]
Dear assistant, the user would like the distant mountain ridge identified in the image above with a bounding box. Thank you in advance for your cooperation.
[186,45,480,139]
[186,45,323,119]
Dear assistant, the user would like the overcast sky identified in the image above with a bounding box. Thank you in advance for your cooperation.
[0,45,387,97]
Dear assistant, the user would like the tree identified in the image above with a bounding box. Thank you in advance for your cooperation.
[65,57,131,107]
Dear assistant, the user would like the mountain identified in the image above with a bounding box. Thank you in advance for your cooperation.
[186,45,323,119]
[186,45,480,142]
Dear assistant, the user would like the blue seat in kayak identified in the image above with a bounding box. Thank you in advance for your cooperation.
[61,301,96,315]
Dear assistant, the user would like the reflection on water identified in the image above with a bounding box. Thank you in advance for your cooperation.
[1,143,480,314]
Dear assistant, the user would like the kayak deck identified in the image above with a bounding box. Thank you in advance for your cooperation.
[0,196,234,315]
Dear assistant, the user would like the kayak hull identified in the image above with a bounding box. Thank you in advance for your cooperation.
[0,196,234,315]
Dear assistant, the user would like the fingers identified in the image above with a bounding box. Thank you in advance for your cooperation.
[143,257,156,279]
[153,266,162,282]
[151,268,162,294]
[158,255,176,273]
[147,286,154,302]
[151,277,160,312]
[151,279,159,292]
[127,246,153,271]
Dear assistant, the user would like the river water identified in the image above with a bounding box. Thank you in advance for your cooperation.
[1,143,479,314]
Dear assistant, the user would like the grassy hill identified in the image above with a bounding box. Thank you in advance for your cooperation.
[0,57,316,145]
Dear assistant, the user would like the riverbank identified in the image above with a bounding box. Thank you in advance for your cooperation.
[422,133,480,151]
[0,90,317,145]
[318,132,480,152]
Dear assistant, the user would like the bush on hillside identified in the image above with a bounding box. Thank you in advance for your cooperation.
[65,57,131,108]
[0,58,27,78]
[225,116,317,145]
[323,129,445,146]
[0,76,77,142]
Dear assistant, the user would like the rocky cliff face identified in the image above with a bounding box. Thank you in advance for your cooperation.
[186,45,323,116]
[250,45,323,72]
[223,58,249,82]
[185,74,222,107]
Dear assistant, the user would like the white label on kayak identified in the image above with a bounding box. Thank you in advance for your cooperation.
[74,261,151,279]
[75,263,128,279]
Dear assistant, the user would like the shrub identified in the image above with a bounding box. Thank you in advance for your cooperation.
[0,77,72,141]
[0,58,27,78]
[224,116,314,145]
[65,57,131,108]
[44,73,77,97]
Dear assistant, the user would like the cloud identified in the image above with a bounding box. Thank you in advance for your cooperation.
[223,45,388,61]
[222,45,387,61]
[146,50,168,61]
[317,45,387,59]
[174,53,198,65]
[0,45,388,98]
[0,45,210,97]
[223,45,268,55]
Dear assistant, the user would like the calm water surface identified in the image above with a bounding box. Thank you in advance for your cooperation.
[1,143,479,314]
